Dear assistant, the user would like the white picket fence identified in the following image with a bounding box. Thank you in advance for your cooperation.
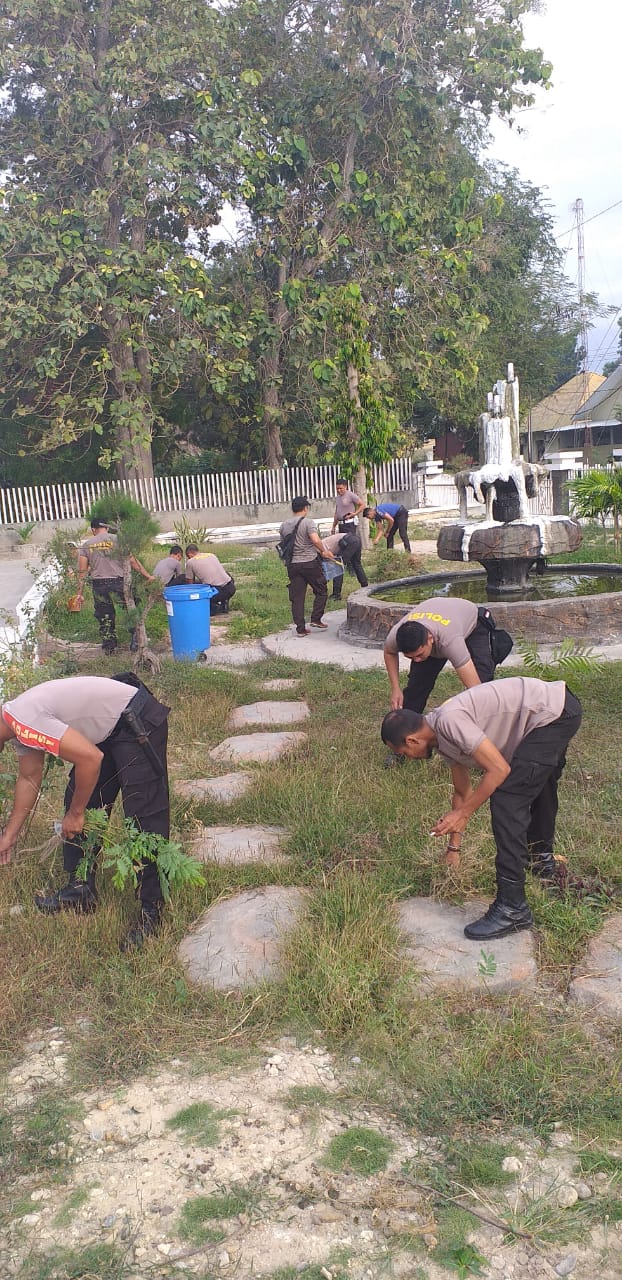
[0,458,414,525]
[0,457,557,525]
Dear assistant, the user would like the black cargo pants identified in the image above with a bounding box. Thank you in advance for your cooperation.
[62,686,170,907]
[490,689,582,885]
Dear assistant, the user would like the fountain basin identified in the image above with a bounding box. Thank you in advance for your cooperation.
[437,516,583,594]
[342,565,622,647]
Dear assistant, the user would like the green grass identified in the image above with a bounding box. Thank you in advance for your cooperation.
[284,1084,338,1109]
[178,1184,258,1242]
[165,1101,233,1146]
[53,1186,91,1227]
[17,1243,128,1279]
[323,1125,394,1175]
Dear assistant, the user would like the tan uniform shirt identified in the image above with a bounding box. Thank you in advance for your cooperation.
[153,555,183,585]
[79,532,124,579]
[187,553,231,587]
[279,516,320,565]
[334,490,363,521]
[322,533,345,556]
[2,677,136,756]
[384,597,479,668]
[425,677,567,768]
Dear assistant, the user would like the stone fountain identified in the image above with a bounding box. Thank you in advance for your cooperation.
[342,363,622,646]
[436,364,582,593]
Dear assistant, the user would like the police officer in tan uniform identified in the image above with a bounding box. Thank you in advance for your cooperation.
[152,545,187,587]
[381,678,582,940]
[384,597,501,714]
[185,545,236,613]
[75,518,153,655]
[0,675,170,948]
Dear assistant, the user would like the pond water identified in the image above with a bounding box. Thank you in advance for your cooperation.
[375,570,622,606]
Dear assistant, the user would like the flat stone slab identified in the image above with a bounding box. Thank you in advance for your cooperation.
[191,824,289,866]
[200,641,265,667]
[227,700,310,730]
[178,886,308,989]
[258,679,302,692]
[209,731,308,764]
[175,774,252,805]
[396,897,538,993]
[568,913,622,1017]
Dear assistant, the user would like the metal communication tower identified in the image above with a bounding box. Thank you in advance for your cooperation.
[574,197,592,464]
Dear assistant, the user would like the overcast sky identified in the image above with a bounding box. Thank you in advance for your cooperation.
[487,0,621,373]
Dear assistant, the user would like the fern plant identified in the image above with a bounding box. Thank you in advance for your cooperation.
[76,810,205,900]
[515,635,604,678]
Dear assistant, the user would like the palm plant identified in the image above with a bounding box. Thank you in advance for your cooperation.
[567,467,622,547]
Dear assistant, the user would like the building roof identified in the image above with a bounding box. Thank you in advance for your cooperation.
[527,372,606,434]
[573,362,622,422]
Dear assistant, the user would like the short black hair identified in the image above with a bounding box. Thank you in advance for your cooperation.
[186,544,199,554]
[336,478,348,487]
[90,518,108,529]
[169,545,183,556]
[362,506,376,519]
[381,708,424,746]
[396,620,429,653]
[292,495,310,513]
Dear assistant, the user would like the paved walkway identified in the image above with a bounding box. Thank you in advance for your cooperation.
[204,607,622,670]
[4,546,622,669]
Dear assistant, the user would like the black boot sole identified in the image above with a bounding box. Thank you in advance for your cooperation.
[464,915,533,941]
[34,893,97,915]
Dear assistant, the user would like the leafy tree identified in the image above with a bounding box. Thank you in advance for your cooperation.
[0,0,254,480]
[307,282,402,505]
[224,0,551,465]
[400,165,582,450]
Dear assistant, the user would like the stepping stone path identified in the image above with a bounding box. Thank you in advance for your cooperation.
[191,825,289,867]
[179,681,622,1016]
[209,731,307,765]
[201,640,265,667]
[569,912,622,1017]
[258,679,302,692]
[175,773,252,805]
[396,898,538,994]
[227,700,310,730]
[178,886,307,989]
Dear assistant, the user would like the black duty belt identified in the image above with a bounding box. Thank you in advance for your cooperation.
[108,685,164,777]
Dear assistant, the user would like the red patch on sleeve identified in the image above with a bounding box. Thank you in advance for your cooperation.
[2,708,61,755]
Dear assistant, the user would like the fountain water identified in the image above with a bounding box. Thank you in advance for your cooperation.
[436,364,583,593]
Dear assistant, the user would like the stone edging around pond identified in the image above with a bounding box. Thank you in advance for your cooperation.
[341,566,622,647]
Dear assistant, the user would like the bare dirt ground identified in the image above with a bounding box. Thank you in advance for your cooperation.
[3,1026,622,1280]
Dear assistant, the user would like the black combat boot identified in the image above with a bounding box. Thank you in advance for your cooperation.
[120,901,163,952]
[529,850,558,881]
[35,873,98,915]
[464,877,533,941]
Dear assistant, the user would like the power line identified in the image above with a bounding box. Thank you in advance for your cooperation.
[556,197,622,241]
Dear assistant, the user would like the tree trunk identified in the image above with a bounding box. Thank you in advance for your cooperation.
[122,557,161,674]
[261,270,289,468]
[345,359,370,548]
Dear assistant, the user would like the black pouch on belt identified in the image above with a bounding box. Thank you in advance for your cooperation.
[110,673,166,776]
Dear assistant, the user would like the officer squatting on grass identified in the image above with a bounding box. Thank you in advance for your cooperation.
[0,674,171,950]
[381,676,582,942]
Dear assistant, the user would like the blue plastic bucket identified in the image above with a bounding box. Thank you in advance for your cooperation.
[163,584,218,660]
